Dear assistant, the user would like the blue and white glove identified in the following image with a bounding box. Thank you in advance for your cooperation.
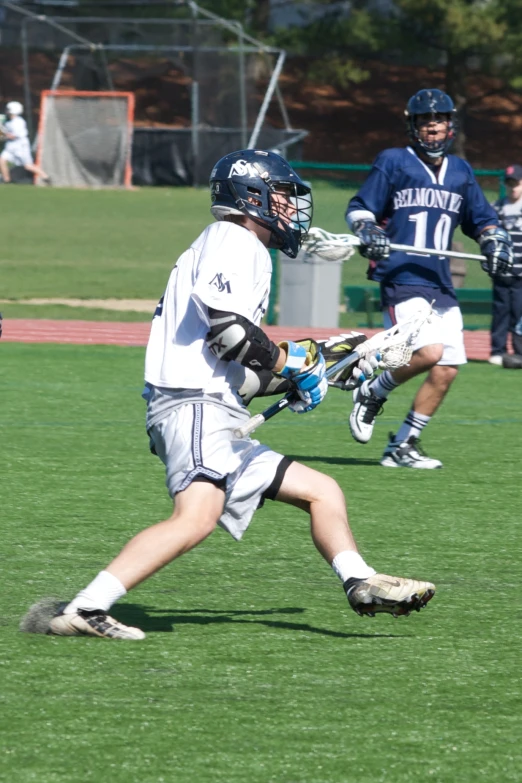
[352,219,390,261]
[277,339,328,413]
[478,227,514,277]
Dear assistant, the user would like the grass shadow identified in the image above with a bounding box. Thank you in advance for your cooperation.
[286,454,379,466]
[116,603,406,640]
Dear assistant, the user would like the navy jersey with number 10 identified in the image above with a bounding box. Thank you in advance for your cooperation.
[347,147,498,304]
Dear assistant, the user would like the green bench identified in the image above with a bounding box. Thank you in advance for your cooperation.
[344,285,492,329]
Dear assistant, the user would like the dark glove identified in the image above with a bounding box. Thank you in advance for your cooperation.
[318,332,380,390]
[478,227,514,277]
[352,219,390,261]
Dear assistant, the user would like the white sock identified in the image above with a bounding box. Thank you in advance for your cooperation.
[395,409,431,443]
[368,370,400,399]
[331,551,376,582]
[64,571,127,614]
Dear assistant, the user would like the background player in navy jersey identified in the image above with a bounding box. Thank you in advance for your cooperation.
[345,88,514,468]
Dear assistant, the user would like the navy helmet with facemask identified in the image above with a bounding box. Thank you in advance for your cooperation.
[405,89,458,159]
[209,149,313,258]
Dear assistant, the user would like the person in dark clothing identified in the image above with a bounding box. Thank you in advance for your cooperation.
[489,164,522,367]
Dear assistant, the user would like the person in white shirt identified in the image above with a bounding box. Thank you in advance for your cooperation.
[24,149,435,641]
[0,101,50,184]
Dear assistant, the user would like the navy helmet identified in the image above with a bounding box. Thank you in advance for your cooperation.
[209,149,313,258]
[405,88,458,158]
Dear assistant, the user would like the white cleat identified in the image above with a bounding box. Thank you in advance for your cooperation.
[380,433,442,469]
[349,382,386,443]
[345,574,436,617]
[49,608,145,640]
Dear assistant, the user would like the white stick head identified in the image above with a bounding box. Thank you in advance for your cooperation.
[301,227,359,262]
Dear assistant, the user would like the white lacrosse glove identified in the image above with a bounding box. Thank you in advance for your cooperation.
[349,353,381,385]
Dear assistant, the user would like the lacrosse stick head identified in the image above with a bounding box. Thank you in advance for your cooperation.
[379,339,414,370]
[301,227,358,262]
[357,304,434,370]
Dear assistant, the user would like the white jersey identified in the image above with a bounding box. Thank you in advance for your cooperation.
[4,116,29,141]
[145,221,272,405]
[1,116,33,166]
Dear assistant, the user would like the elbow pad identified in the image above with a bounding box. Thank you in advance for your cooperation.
[237,367,291,406]
[206,308,279,371]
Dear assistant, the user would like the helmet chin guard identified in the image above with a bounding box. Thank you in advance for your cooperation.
[209,149,313,258]
[405,89,458,158]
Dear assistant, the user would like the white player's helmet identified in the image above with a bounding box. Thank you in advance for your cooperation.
[209,149,313,259]
[6,101,23,115]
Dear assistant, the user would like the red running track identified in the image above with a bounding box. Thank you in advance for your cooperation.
[2,318,491,360]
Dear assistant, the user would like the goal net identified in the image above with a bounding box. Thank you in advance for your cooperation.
[36,91,134,188]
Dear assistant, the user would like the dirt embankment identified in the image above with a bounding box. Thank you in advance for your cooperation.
[274,59,522,168]
[2,50,522,168]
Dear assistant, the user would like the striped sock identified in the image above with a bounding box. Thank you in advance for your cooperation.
[395,409,431,443]
[369,370,399,399]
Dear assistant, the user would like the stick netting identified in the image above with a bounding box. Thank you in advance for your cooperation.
[38,92,133,188]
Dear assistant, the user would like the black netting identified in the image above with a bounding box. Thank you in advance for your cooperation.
[1,7,307,186]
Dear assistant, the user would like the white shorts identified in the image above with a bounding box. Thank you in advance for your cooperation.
[383,297,467,366]
[148,401,288,541]
[1,140,33,167]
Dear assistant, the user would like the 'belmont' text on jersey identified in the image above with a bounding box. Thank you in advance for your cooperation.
[393,187,463,213]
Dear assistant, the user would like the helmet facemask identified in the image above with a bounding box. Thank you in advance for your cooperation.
[258,182,313,257]
[409,112,456,159]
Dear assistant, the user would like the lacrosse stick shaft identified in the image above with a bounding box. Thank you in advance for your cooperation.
[305,228,486,262]
[233,348,360,439]
[389,242,486,262]
[235,396,293,438]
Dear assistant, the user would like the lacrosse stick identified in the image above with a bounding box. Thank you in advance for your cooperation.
[233,305,433,438]
[302,226,487,263]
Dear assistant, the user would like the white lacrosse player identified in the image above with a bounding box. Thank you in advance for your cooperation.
[23,150,435,641]
[345,88,513,468]
[0,101,50,184]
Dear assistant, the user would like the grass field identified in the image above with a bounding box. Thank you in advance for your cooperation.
[2,343,521,783]
[0,183,496,326]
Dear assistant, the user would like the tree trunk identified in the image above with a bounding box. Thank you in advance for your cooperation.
[446,51,468,159]
[251,0,271,36]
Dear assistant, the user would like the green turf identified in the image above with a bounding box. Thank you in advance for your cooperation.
[0,183,496,322]
[2,343,521,782]
[0,186,210,299]
[0,303,153,322]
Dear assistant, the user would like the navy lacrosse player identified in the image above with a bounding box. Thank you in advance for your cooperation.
[346,88,514,468]
[24,150,435,640]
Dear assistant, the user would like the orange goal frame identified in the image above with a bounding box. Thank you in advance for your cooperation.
[36,90,135,188]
